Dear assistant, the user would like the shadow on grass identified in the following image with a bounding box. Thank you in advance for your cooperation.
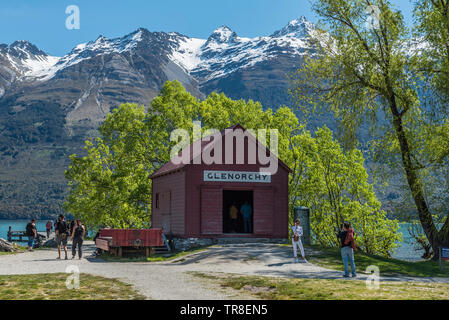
[306,245,449,278]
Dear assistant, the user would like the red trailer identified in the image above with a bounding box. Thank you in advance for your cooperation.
[95,228,164,257]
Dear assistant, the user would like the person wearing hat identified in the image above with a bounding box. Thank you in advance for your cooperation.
[291,218,307,263]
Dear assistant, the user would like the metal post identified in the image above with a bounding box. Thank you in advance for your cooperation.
[294,206,311,245]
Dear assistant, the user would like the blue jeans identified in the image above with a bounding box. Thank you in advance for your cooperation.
[341,246,356,276]
[27,236,34,248]
[243,217,251,233]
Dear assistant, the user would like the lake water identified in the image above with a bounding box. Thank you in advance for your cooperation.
[0,220,423,261]
[0,220,52,242]
[0,219,50,236]
[391,223,424,261]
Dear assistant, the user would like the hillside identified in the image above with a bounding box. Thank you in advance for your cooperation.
[0,16,400,219]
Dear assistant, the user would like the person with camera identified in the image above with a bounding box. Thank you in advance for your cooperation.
[337,221,357,278]
[291,218,307,263]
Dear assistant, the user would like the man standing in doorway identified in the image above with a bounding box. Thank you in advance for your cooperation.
[240,201,252,233]
[229,202,239,233]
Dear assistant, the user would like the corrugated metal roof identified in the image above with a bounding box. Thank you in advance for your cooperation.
[150,124,291,179]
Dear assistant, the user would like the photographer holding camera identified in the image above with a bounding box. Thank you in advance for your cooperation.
[337,221,357,278]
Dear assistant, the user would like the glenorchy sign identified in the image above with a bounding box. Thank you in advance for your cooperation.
[203,170,271,183]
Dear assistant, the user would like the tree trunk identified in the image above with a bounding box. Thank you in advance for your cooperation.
[0,238,15,252]
[389,97,441,260]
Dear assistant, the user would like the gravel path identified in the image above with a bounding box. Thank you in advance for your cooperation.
[1,242,448,299]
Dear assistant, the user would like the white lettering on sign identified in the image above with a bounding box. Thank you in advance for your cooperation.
[204,170,271,183]
[442,247,449,260]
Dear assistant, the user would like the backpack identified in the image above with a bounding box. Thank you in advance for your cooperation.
[74,225,84,238]
[26,223,34,236]
[344,228,356,249]
[57,221,68,234]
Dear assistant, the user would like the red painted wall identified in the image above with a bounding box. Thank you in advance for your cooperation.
[151,127,290,239]
[184,163,288,238]
[152,170,185,236]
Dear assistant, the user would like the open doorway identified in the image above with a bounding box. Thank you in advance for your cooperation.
[223,190,253,234]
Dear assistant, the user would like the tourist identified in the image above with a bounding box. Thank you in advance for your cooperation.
[66,219,72,236]
[337,221,357,278]
[55,214,69,260]
[240,201,252,233]
[229,203,239,233]
[71,219,85,259]
[45,220,52,238]
[25,219,37,251]
[70,219,75,235]
[291,218,307,263]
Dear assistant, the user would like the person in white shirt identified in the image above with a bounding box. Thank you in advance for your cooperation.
[291,218,307,263]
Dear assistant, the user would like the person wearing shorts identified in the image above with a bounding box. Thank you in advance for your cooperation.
[55,214,69,260]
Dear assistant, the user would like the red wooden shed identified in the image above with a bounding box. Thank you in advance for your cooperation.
[150,124,291,239]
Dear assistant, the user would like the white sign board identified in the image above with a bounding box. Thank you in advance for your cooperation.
[204,170,271,183]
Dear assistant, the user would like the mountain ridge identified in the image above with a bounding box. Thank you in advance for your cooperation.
[0,16,324,219]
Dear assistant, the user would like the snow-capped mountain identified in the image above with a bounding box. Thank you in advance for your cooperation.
[0,40,59,79]
[0,16,320,218]
[0,41,58,98]
[0,16,318,143]
[183,16,318,87]
[0,16,318,108]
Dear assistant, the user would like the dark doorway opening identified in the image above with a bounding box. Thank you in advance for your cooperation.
[223,190,253,234]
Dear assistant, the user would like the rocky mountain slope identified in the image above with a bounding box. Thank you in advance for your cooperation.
[0,16,329,218]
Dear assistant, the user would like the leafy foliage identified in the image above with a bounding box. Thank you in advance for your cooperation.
[64,80,399,256]
[290,0,449,259]
[289,126,400,255]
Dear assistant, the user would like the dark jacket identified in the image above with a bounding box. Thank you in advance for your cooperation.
[26,223,36,237]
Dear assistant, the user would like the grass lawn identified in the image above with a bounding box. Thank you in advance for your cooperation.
[303,245,449,278]
[193,272,449,300]
[98,245,211,262]
[0,273,145,300]
[0,252,17,256]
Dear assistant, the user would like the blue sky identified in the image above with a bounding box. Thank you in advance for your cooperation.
[0,0,414,56]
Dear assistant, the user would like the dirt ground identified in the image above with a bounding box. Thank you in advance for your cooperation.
[0,242,448,299]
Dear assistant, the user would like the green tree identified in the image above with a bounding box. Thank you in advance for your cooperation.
[65,80,399,255]
[64,103,169,229]
[414,0,449,106]
[290,126,400,256]
[291,0,448,259]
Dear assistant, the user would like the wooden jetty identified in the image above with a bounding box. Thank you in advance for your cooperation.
[7,226,47,243]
